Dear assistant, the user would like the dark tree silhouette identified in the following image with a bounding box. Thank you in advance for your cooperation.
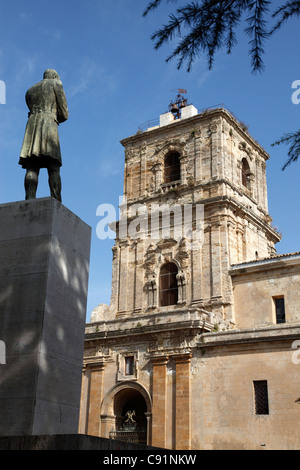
[144,0,300,169]
[272,129,300,170]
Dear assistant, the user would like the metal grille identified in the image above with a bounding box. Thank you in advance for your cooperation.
[254,380,269,415]
[109,431,147,445]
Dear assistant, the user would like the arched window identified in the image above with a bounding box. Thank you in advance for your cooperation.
[164,152,181,183]
[159,262,178,306]
[242,158,250,189]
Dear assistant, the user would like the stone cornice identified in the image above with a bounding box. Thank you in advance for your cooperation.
[200,194,280,243]
[85,309,213,342]
[114,192,280,244]
[122,177,264,208]
[198,323,300,348]
[82,356,106,370]
[148,347,192,360]
[120,107,269,161]
[230,252,300,275]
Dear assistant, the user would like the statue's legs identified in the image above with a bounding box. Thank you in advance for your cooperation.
[24,165,40,200]
[47,160,62,203]
[24,160,61,202]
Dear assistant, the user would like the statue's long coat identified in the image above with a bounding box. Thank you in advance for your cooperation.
[19,78,69,168]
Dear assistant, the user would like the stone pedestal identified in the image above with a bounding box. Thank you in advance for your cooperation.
[0,197,91,436]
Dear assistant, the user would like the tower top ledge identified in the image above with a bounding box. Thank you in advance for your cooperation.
[121,104,269,160]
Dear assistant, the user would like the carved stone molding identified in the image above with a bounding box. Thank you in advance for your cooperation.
[117,351,139,382]
[83,356,106,372]
[173,352,192,364]
[150,355,169,366]
[145,275,157,309]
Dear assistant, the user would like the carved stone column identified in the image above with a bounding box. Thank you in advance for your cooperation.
[145,412,152,446]
[236,223,244,264]
[209,122,219,180]
[151,355,169,448]
[152,162,163,192]
[78,366,89,434]
[118,240,129,315]
[110,245,119,310]
[87,360,105,436]
[146,276,157,309]
[179,155,188,185]
[176,271,186,304]
[194,133,202,183]
[210,219,223,302]
[174,353,192,450]
[133,240,144,312]
[191,244,203,306]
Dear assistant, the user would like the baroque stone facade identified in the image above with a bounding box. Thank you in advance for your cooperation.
[79,104,300,450]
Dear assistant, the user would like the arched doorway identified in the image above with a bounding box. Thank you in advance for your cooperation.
[112,388,147,444]
[101,382,152,445]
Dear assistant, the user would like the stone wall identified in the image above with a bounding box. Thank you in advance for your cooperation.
[231,254,300,328]
[194,331,300,450]
[81,311,300,450]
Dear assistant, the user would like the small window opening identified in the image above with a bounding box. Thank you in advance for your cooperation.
[160,262,178,307]
[125,356,134,376]
[274,297,286,324]
[164,152,181,183]
[242,158,250,189]
[253,380,269,415]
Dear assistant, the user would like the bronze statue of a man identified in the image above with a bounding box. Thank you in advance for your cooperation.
[19,69,69,202]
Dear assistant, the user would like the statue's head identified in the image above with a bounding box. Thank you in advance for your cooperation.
[43,69,60,80]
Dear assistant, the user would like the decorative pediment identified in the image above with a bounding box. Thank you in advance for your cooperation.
[156,238,178,250]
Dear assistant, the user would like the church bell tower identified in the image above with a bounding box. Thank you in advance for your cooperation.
[82,97,285,450]
[108,98,281,326]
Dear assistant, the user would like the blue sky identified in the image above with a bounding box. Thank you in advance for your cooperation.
[0,0,299,321]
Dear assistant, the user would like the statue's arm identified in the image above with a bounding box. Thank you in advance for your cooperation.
[54,80,69,123]
[25,91,32,117]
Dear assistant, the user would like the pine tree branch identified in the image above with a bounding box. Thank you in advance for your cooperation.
[272,129,300,170]
[244,1,270,73]
[144,0,299,74]
[150,1,242,70]
[271,1,300,33]
[225,8,240,54]
[143,0,177,17]
[145,0,271,72]
[144,0,300,168]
